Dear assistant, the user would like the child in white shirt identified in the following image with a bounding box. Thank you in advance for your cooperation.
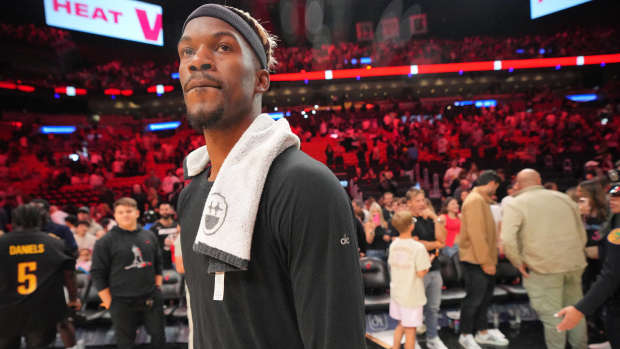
[388,210,433,349]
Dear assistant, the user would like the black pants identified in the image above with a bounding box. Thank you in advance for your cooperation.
[0,326,56,349]
[109,291,166,349]
[460,262,495,334]
[607,305,620,348]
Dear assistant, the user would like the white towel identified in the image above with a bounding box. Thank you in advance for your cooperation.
[186,114,300,273]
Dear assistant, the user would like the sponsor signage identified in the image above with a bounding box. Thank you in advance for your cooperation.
[43,0,163,46]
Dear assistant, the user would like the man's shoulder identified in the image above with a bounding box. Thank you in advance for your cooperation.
[268,146,341,191]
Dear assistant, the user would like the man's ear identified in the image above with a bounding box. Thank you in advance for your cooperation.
[255,69,270,94]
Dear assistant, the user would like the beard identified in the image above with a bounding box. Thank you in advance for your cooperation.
[185,104,226,132]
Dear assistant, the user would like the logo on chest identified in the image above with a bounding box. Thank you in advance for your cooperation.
[203,193,228,235]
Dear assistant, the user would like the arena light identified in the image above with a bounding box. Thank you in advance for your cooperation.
[54,86,87,96]
[40,126,77,134]
[0,81,17,90]
[104,88,121,95]
[17,85,35,93]
[147,121,181,131]
[171,72,179,79]
[147,84,174,94]
[455,99,497,108]
[566,94,597,102]
[270,53,620,82]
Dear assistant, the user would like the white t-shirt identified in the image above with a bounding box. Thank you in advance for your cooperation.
[388,238,431,308]
[74,233,96,251]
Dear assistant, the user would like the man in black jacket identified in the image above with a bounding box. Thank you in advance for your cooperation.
[557,184,620,348]
[91,197,165,349]
[0,204,80,349]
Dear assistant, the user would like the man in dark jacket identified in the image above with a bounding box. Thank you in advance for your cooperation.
[557,184,620,348]
[91,197,165,349]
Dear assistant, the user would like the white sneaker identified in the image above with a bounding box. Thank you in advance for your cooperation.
[459,334,482,349]
[415,340,422,349]
[426,336,448,349]
[475,330,510,346]
[488,328,507,339]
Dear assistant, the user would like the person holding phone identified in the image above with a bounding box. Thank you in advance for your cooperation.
[364,202,391,260]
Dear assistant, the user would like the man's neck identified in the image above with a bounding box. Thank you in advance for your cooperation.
[159,218,173,225]
[202,115,256,181]
[398,233,412,239]
[118,224,137,231]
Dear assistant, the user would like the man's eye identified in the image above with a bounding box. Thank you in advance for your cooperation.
[181,47,194,57]
[217,43,231,52]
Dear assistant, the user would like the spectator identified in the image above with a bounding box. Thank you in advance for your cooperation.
[64,215,78,233]
[577,178,609,342]
[76,248,92,273]
[49,205,68,225]
[439,197,461,257]
[364,202,390,260]
[145,170,161,191]
[388,210,431,349]
[161,170,180,195]
[131,184,148,213]
[77,206,104,237]
[150,202,179,269]
[32,198,77,256]
[406,188,448,349]
[458,170,508,348]
[73,220,96,251]
[501,169,587,349]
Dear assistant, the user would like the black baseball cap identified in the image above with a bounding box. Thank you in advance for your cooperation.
[78,206,90,214]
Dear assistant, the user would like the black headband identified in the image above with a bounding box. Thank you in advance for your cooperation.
[182,4,267,69]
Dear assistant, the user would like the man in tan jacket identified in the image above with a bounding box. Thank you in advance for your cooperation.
[458,170,509,349]
[501,169,587,349]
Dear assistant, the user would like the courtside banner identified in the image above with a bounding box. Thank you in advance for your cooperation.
[43,0,163,46]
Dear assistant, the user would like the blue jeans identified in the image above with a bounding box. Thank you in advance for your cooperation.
[423,270,443,339]
[442,245,459,258]
[366,249,387,261]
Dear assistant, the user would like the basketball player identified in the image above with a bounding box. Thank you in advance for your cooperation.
[0,204,80,349]
[176,4,366,348]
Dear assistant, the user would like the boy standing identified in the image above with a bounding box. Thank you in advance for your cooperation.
[389,211,432,349]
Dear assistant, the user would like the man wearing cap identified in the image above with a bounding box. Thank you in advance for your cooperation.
[176,4,365,349]
[557,183,620,348]
[77,206,104,237]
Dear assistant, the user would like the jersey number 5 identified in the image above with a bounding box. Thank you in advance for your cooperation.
[17,262,37,295]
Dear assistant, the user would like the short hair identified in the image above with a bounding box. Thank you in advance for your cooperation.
[158,201,172,208]
[64,215,78,226]
[31,198,50,212]
[226,6,278,71]
[12,204,44,231]
[113,197,138,210]
[476,170,501,186]
[391,210,414,234]
[77,220,91,228]
[406,188,425,201]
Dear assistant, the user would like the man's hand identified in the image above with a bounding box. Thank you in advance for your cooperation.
[421,208,437,220]
[555,306,584,332]
[518,263,530,278]
[98,288,112,309]
[482,264,496,275]
[100,300,111,309]
[67,299,82,311]
[382,234,391,242]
